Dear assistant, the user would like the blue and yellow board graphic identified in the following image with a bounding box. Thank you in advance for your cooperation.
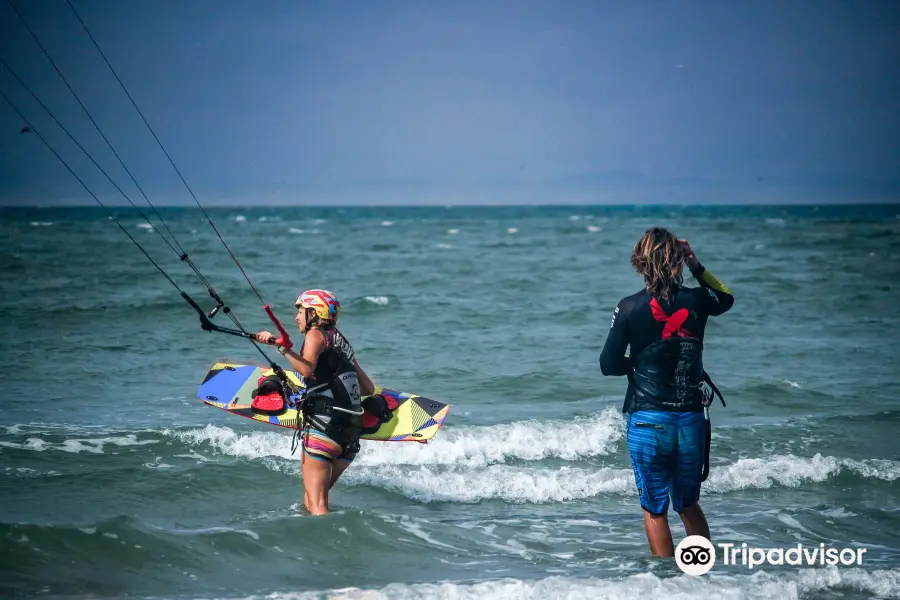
[197,362,450,443]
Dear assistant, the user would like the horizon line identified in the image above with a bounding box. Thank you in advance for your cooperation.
[2,200,899,209]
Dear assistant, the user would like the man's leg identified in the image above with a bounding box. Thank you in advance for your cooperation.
[673,412,711,539]
[680,503,710,539]
[627,411,676,556]
[644,510,675,556]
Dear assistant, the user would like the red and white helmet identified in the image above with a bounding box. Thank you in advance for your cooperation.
[295,289,341,322]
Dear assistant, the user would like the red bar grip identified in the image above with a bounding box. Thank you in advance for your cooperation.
[264,304,293,350]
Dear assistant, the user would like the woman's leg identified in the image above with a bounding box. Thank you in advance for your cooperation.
[325,435,360,509]
[330,459,352,490]
[301,429,343,515]
[301,449,332,515]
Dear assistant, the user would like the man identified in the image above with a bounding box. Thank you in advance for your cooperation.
[600,227,734,556]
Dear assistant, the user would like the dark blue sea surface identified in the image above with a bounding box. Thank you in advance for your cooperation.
[1,204,899,599]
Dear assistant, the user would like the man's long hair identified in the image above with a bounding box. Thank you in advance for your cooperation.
[631,227,684,300]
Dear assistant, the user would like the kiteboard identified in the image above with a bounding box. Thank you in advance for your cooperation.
[197,362,450,443]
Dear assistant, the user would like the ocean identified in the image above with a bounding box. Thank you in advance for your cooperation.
[1,203,899,599]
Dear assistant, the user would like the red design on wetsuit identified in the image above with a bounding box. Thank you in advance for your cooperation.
[650,298,693,338]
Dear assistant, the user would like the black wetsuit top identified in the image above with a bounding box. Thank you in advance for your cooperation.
[303,326,362,421]
[310,328,355,388]
[599,265,734,413]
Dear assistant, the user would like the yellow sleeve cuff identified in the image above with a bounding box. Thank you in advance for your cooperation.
[701,269,732,295]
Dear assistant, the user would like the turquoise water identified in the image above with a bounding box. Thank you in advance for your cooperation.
[1,204,899,599]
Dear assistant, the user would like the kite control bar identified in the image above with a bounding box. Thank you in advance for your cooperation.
[182,292,292,350]
[183,292,252,339]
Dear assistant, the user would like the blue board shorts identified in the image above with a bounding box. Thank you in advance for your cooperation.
[626,410,706,515]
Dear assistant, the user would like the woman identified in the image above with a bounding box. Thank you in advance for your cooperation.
[256,289,375,515]
[599,228,734,556]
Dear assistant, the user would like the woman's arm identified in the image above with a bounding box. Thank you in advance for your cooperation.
[354,360,375,396]
[278,330,325,379]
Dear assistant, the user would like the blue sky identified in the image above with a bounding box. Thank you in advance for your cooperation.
[1,0,898,205]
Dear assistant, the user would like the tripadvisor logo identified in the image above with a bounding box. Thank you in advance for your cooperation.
[675,536,869,576]
[675,535,716,575]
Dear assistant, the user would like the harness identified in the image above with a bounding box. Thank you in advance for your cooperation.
[257,374,365,456]
[700,372,726,482]
[247,374,355,451]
